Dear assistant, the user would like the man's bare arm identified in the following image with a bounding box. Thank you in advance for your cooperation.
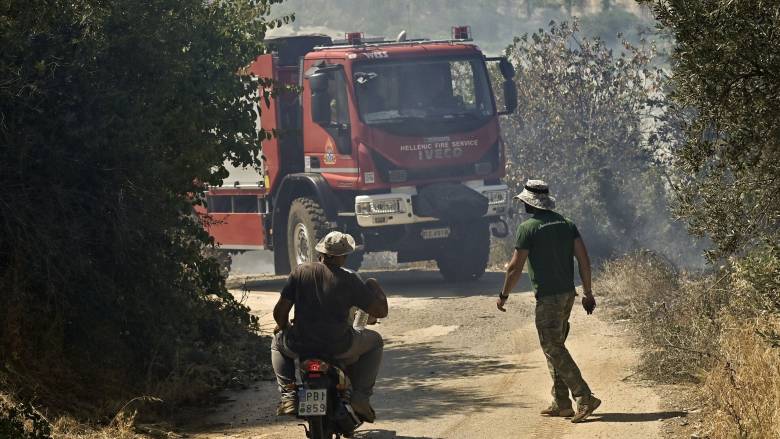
[573,237,592,295]
[574,237,596,314]
[364,278,388,318]
[498,249,528,311]
[273,297,294,332]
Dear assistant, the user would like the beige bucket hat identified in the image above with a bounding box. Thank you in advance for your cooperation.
[315,231,356,256]
[514,179,556,210]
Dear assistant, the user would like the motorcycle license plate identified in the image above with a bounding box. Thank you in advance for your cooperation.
[421,227,450,240]
[298,389,327,416]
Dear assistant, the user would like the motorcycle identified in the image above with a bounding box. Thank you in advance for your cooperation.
[295,356,362,439]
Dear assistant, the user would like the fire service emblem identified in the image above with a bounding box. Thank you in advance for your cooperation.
[324,139,336,165]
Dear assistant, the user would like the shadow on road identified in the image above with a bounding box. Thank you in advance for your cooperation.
[585,411,688,423]
[354,430,441,439]
[375,340,531,421]
[237,269,532,298]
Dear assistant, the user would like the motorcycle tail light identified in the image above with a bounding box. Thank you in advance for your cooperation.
[303,359,329,373]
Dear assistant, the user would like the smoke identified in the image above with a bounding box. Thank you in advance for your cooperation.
[230,250,275,275]
[270,0,656,55]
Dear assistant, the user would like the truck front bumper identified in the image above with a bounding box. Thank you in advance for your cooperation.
[354,182,509,228]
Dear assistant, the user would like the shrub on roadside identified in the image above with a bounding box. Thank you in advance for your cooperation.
[698,247,780,438]
[598,247,780,436]
[0,0,289,421]
[595,251,724,382]
[0,395,52,439]
[704,316,780,439]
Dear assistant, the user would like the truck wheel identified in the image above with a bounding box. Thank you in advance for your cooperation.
[287,197,328,269]
[435,220,490,282]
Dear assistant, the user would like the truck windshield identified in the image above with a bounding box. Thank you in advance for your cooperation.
[353,57,494,124]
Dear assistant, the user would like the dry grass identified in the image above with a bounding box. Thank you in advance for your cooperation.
[596,251,724,382]
[597,249,780,438]
[52,413,139,439]
[703,316,780,439]
[2,390,174,439]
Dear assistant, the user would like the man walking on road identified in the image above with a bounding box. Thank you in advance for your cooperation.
[497,179,601,423]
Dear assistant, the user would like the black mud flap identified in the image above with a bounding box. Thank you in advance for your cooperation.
[415,183,488,221]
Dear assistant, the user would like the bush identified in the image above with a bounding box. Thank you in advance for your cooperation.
[0,0,289,416]
[498,21,700,265]
[598,247,780,435]
[596,252,723,382]
[0,396,52,439]
[704,317,780,439]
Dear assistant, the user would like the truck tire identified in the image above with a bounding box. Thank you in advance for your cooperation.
[435,220,490,282]
[287,197,328,269]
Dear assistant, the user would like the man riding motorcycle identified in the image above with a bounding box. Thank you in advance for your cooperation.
[271,231,388,423]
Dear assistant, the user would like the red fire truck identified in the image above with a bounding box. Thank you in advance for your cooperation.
[201,27,518,280]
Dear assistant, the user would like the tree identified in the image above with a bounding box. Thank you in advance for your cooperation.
[636,4,780,435]
[638,0,780,259]
[498,21,695,262]
[0,0,291,411]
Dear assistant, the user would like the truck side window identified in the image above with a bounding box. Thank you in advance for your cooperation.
[328,70,350,126]
[324,69,351,154]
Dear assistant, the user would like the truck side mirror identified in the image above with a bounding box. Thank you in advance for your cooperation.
[499,57,515,79]
[499,80,518,115]
[309,72,331,124]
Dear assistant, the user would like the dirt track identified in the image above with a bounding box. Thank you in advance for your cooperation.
[187,269,685,439]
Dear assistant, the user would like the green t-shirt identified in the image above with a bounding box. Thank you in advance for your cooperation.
[515,210,581,297]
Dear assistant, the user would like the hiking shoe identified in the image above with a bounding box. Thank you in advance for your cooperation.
[350,400,376,423]
[540,404,574,417]
[276,393,297,416]
[571,395,601,423]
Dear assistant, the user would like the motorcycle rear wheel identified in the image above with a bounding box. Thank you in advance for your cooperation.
[307,416,334,439]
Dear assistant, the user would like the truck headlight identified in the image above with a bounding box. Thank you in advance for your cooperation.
[356,201,372,215]
[371,198,403,214]
[355,198,404,215]
[485,190,508,205]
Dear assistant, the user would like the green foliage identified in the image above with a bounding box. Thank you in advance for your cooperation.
[639,0,780,259]
[0,0,289,413]
[730,246,780,319]
[498,21,697,262]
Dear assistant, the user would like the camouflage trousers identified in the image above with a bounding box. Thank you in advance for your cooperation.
[535,291,591,407]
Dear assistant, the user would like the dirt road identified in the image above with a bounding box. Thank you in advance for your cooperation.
[188,269,684,438]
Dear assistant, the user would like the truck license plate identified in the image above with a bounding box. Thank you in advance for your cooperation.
[421,227,451,240]
[298,389,327,416]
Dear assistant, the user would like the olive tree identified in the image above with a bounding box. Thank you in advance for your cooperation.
[499,21,695,262]
[638,0,780,259]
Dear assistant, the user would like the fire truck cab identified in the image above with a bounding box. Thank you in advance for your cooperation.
[203,28,518,280]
